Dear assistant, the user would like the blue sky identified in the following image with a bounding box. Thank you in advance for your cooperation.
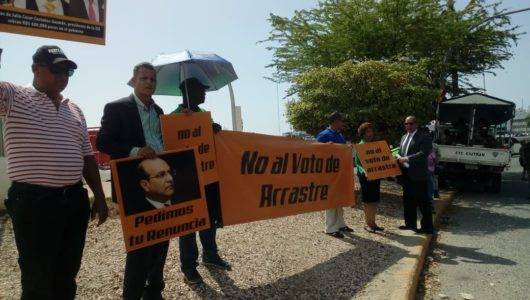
[1,0,529,134]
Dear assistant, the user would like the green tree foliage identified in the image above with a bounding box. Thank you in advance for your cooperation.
[263,0,521,94]
[287,60,438,143]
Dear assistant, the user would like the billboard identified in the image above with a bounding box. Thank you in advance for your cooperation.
[0,0,106,45]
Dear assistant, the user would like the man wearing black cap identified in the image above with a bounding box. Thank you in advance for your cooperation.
[172,77,229,284]
[0,45,108,299]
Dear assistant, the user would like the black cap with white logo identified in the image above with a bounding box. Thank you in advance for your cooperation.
[32,45,77,69]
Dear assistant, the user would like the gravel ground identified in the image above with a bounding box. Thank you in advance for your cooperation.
[1,181,409,299]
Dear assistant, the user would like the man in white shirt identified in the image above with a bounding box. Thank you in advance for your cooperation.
[397,116,434,234]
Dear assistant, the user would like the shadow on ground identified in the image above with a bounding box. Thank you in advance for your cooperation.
[188,234,410,299]
[436,243,516,266]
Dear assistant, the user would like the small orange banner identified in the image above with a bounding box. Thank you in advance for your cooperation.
[161,112,219,185]
[111,149,210,252]
[354,141,401,181]
[215,131,355,226]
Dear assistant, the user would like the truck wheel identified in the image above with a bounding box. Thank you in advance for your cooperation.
[490,174,502,193]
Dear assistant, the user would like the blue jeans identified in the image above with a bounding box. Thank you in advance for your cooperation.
[179,227,218,272]
[179,182,220,272]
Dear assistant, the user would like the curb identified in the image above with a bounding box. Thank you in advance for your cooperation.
[404,191,457,300]
[355,190,458,300]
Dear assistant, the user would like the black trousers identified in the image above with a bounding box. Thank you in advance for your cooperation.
[5,181,90,300]
[123,241,169,300]
[402,177,434,231]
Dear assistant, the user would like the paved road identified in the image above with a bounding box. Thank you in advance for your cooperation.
[428,157,530,299]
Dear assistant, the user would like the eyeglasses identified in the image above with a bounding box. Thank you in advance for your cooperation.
[404,122,415,125]
[38,63,75,77]
[148,170,175,180]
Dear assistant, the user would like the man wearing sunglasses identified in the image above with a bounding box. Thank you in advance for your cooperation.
[126,157,176,215]
[0,45,108,299]
[397,116,434,234]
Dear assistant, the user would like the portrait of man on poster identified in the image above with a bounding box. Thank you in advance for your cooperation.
[117,150,203,216]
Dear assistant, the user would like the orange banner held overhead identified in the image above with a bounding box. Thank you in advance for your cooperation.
[161,112,218,185]
[215,131,355,226]
[111,149,210,252]
[354,141,401,181]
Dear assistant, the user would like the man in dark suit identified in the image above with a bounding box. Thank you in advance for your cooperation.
[397,116,434,234]
[97,62,167,299]
[67,0,105,22]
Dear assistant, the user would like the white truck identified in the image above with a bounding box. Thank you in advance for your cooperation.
[435,93,515,193]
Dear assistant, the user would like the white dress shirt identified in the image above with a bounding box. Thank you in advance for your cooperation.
[146,197,172,209]
[402,129,417,156]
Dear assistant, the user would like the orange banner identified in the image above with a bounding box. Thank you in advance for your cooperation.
[111,149,210,252]
[161,112,218,185]
[354,141,401,181]
[215,131,355,226]
[0,3,106,45]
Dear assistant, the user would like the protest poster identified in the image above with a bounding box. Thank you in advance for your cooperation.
[354,140,401,181]
[111,149,210,252]
[214,131,355,226]
[0,0,106,45]
[161,112,218,185]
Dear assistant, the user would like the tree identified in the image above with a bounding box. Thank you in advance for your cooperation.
[286,60,438,143]
[262,0,521,95]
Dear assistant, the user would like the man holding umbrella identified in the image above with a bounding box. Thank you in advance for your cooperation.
[149,50,237,284]
[173,77,230,284]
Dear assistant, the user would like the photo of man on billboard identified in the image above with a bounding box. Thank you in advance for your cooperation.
[115,150,203,217]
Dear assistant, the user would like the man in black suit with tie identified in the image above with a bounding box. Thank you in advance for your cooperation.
[397,116,434,234]
[67,0,105,22]
[97,62,168,299]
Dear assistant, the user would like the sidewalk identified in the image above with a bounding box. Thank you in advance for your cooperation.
[355,190,456,300]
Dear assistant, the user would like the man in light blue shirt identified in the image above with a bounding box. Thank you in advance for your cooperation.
[97,62,168,299]
[130,91,164,155]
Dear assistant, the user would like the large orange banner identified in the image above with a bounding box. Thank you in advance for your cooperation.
[354,141,401,180]
[0,2,106,45]
[161,112,218,185]
[111,149,210,252]
[215,131,355,226]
